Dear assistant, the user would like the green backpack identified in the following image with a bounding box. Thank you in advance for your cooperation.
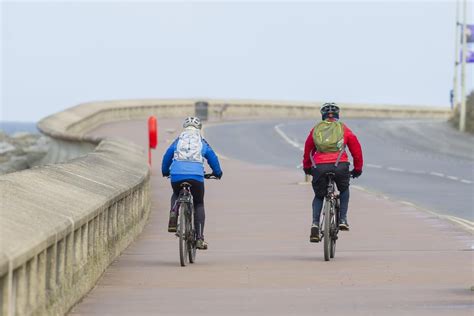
[312,120,344,152]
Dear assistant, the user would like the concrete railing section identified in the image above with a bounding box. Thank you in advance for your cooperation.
[0,98,451,316]
[0,140,150,316]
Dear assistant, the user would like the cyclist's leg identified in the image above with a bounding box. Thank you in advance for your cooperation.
[339,189,349,220]
[171,186,179,210]
[312,196,323,225]
[334,162,350,226]
[311,164,331,224]
[188,179,205,239]
[168,181,182,232]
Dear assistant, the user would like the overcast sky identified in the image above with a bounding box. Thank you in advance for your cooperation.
[1,0,473,122]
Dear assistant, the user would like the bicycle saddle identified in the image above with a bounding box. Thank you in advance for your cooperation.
[180,182,192,188]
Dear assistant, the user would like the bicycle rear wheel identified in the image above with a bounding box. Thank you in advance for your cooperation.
[323,200,332,261]
[178,203,188,267]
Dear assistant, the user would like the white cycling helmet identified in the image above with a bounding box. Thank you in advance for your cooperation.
[183,116,202,129]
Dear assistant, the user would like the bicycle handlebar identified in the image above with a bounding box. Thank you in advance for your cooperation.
[204,173,220,180]
[163,174,220,180]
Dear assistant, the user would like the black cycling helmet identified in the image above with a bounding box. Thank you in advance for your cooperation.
[320,102,340,115]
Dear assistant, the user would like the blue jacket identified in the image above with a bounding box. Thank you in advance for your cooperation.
[161,138,222,183]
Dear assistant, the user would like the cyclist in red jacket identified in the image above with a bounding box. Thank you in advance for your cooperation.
[302,103,363,242]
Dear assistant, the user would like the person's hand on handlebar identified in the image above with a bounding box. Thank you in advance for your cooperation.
[205,172,223,179]
[350,169,362,178]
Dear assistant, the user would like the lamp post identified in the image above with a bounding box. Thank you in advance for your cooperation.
[459,0,468,132]
[452,0,460,112]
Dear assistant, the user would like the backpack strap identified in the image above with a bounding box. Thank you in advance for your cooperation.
[309,149,316,168]
[334,122,346,167]
[334,143,346,167]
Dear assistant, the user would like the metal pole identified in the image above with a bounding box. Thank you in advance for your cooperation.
[148,148,152,167]
[452,0,460,112]
[459,0,468,132]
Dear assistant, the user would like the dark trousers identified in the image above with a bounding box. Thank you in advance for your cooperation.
[171,180,205,239]
[311,162,350,224]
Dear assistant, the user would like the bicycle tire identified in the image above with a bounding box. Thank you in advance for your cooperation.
[323,200,331,261]
[330,209,337,258]
[179,203,188,267]
[188,213,196,263]
[330,199,340,258]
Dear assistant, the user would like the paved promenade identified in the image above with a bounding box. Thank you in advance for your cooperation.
[70,120,473,315]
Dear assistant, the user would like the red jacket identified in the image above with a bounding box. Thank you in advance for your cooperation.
[302,121,363,171]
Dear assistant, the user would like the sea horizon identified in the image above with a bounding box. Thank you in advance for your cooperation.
[0,121,39,135]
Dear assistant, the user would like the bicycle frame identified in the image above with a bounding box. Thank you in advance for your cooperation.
[326,176,339,218]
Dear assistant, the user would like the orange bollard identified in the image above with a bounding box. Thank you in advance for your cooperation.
[148,116,158,167]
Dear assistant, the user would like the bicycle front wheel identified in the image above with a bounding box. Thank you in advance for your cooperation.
[187,214,196,264]
[178,203,188,267]
[330,201,339,258]
[323,200,332,261]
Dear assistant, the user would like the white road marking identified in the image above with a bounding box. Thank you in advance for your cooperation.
[447,175,459,181]
[410,170,427,174]
[400,201,415,207]
[429,172,445,177]
[387,167,405,172]
[460,179,473,184]
[366,163,382,169]
[274,124,304,151]
[439,215,474,232]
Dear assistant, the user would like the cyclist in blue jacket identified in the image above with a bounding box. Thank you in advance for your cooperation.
[161,117,223,250]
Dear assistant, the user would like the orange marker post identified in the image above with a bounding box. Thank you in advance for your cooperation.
[148,116,158,167]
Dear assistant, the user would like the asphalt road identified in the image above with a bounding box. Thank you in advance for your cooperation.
[204,119,474,221]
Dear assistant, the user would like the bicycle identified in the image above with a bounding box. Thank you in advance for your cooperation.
[320,172,340,261]
[175,173,218,267]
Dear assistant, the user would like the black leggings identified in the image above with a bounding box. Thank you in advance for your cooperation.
[311,162,351,223]
[171,180,205,239]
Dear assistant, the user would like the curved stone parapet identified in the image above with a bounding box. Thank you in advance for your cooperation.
[37,99,450,143]
[0,140,149,316]
[0,98,451,316]
[36,99,450,165]
[37,99,196,165]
